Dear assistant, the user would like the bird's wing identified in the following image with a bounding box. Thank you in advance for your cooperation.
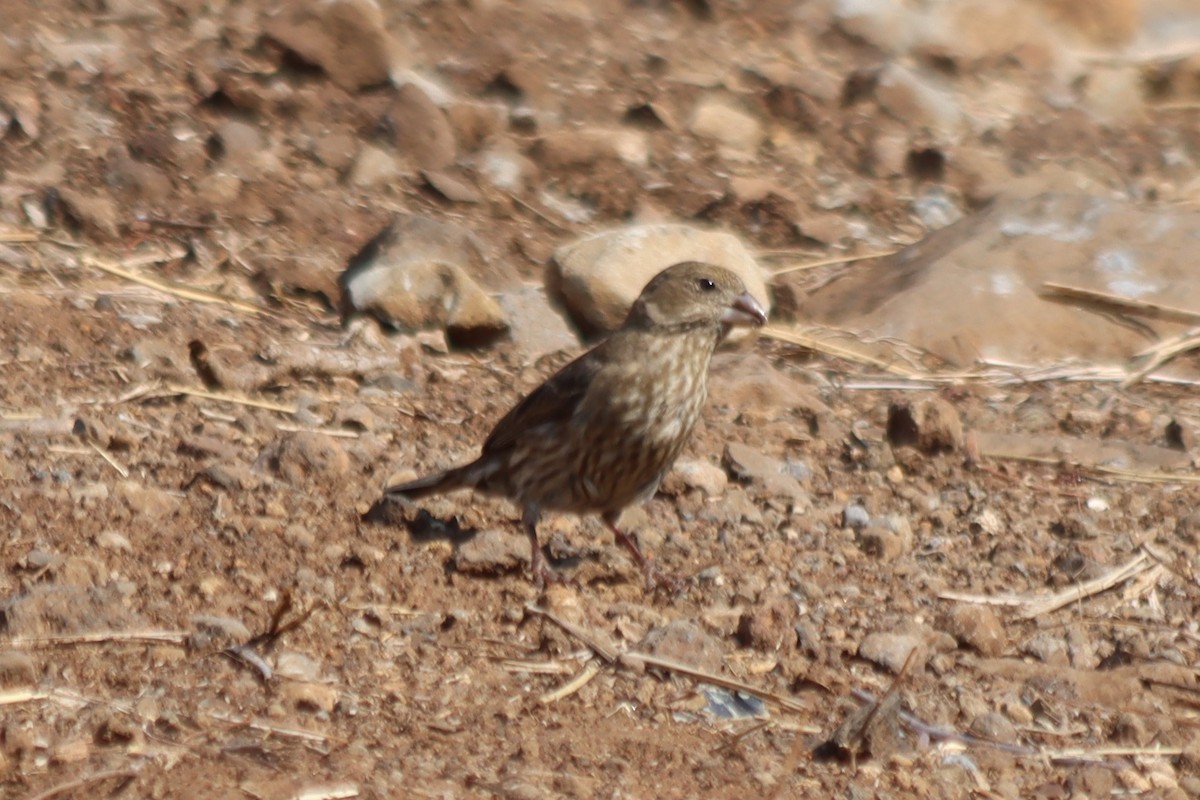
[481,342,609,456]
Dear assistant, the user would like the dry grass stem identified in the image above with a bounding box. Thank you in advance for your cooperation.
[1092,465,1200,484]
[499,659,576,675]
[527,604,810,713]
[525,604,620,662]
[1124,328,1200,387]
[163,384,297,414]
[89,440,129,477]
[1040,281,1200,325]
[624,652,809,714]
[769,250,897,275]
[275,424,360,439]
[941,553,1155,618]
[293,785,361,800]
[761,326,917,374]
[25,768,138,800]
[85,253,267,315]
[207,712,333,744]
[4,630,189,649]
[539,659,603,704]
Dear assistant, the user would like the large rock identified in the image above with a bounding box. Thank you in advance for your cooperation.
[339,215,509,347]
[795,192,1200,370]
[263,0,401,91]
[549,224,770,336]
[383,82,457,171]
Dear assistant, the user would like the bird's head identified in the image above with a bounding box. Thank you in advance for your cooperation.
[624,261,768,335]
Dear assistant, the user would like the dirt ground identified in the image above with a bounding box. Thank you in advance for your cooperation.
[4,1,1200,798]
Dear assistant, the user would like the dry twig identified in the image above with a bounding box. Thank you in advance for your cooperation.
[4,630,189,649]
[1040,281,1200,326]
[539,659,603,704]
[769,250,897,275]
[25,768,138,800]
[161,384,297,414]
[525,604,814,713]
[940,552,1155,619]
[85,254,266,315]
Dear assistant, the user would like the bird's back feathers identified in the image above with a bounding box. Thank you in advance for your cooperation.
[481,344,606,457]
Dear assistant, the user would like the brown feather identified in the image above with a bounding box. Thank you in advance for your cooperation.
[382,261,767,588]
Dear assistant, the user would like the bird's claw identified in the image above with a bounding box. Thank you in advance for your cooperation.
[531,554,578,591]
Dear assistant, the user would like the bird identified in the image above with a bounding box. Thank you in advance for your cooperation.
[383,261,768,589]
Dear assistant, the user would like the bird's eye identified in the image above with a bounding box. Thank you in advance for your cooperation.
[697,278,717,291]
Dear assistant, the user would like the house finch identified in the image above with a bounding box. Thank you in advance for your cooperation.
[384,261,767,589]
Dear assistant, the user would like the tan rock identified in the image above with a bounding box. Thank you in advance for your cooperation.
[264,0,400,90]
[550,224,770,336]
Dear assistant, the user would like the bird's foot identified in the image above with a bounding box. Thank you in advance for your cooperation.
[530,551,576,590]
[606,521,686,595]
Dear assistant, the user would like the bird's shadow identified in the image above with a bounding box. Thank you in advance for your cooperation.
[362,499,476,545]
[362,498,587,574]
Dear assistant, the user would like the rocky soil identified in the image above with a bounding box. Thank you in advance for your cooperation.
[4,0,1200,798]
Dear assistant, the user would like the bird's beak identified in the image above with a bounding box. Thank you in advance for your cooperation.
[720,291,768,327]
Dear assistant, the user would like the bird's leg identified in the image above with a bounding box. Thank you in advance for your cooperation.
[523,505,568,589]
[602,512,682,592]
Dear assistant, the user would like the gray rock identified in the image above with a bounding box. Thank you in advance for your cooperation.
[723,443,783,482]
[689,96,764,154]
[858,631,925,674]
[856,525,909,560]
[785,460,812,480]
[537,126,649,168]
[384,82,457,171]
[669,458,728,497]
[912,186,964,230]
[348,144,403,188]
[549,224,770,336]
[339,215,509,347]
[455,529,528,575]
[941,605,1007,657]
[209,119,262,164]
[1021,631,1068,666]
[800,192,1200,368]
[96,530,132,552]
[496,284,577,360]
[116,481,181,518]
[842,504,870,530]
[476,138,537,193]
[723,443,806,505]
[195,173,243,205]
[637,619,724,673]
[55,188,118,238]
[707,354,829,423]
[264,431,350,484]
[968,712,1019,744]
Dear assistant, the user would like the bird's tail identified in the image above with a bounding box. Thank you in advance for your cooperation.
[385,462,480,501]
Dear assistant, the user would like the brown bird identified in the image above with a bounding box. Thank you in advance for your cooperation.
[384,261,767,589]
